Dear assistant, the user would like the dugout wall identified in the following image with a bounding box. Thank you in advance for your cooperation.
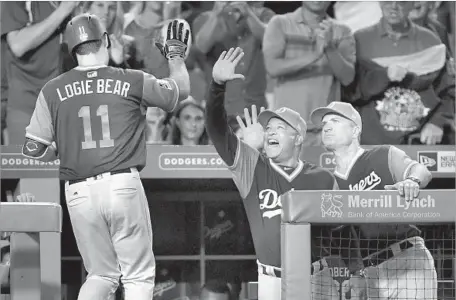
[1,144,454,299]
[281,189,456,300]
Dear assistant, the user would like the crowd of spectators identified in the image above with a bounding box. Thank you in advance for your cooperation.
[1,1,454,148]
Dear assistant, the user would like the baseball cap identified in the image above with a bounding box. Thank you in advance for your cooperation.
[310,102,362,129]
[258,107,307,137]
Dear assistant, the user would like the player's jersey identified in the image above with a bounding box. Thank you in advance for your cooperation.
[334,145,421,242]
[26,66,179,180]
[230,139,338,268]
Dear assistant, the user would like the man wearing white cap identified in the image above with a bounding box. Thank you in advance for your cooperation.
[310,102,437,300]
[206,47,338,300]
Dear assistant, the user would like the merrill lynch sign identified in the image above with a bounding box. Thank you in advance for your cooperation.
[283,190,454,224]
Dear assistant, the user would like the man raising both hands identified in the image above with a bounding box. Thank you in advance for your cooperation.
[206,47,338,300]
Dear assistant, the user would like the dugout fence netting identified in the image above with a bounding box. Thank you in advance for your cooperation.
[311,223,455,300]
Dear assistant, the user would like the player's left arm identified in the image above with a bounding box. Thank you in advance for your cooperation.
[385,146,432,200]
[143,19,191,111]
[22,91,58,162]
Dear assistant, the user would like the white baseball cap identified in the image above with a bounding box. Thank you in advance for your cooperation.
[310,102,362,129]
[258,107,307,136]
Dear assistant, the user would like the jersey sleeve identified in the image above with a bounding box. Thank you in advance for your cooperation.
[229,137,262,199]
[25,91,54,145]
[141,72,179,112]
[388,146,418,182]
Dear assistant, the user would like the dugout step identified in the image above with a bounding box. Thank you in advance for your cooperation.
[0,203,62,232]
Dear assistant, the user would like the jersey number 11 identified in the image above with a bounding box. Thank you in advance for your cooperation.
[78,105,114,149]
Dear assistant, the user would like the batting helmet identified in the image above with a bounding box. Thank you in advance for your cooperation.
[65,13,110,55]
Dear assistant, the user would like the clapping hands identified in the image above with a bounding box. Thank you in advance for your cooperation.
[315,19,345,51]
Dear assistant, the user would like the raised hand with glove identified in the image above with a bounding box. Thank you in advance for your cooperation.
[155,19,191,60]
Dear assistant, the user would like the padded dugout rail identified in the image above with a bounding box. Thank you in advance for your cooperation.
[0,203,62,232]
[281,189,456,300]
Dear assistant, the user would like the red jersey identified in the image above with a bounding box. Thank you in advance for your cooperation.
[26,66,179,180]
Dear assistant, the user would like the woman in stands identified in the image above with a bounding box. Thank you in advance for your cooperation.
[170,97,209,146]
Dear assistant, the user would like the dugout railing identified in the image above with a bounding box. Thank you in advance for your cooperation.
[281,189,456,300]
[0,202,62,300]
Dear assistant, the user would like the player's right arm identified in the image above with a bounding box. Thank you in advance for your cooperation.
[21,91,58,162]
[207,48,261,198]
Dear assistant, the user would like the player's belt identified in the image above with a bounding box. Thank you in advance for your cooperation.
[363,240,414,268]
[68,168,132,185]
[258,264,281,278]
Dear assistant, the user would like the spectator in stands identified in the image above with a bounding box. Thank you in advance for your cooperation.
[409,1,455,89]
[434,1,455,55]
[170,97,209,146]
[193,1,275,126]
[0,2,78,145]
[409,1,451,50]
[124,1,172,78]
[82,1,126,65]
[1,38,7,145]
[123,1,143,28]
[145,107,170,144]
[62,1,128,71]
[200,279,231,300]
[352,1,455,145]
[263,2,356,146]
[333,1,382,33]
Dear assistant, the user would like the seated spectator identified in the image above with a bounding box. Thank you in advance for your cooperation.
[170,97,209,146]
[62,1,127,71]
[1,1,78,145]
[200,279,231,300]
[193,2,275,125]
[263,2,355,146]
[351,1,455,145]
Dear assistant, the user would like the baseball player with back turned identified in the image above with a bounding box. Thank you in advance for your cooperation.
[206,47,339,300]
[21,14,191,300]
[310,102,436,300]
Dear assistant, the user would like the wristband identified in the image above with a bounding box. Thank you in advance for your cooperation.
[406,176,421,186]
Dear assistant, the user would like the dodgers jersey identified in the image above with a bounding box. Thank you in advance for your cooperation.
[230,140,338,268]
[334,145,421,241]
[26,66,179,180]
